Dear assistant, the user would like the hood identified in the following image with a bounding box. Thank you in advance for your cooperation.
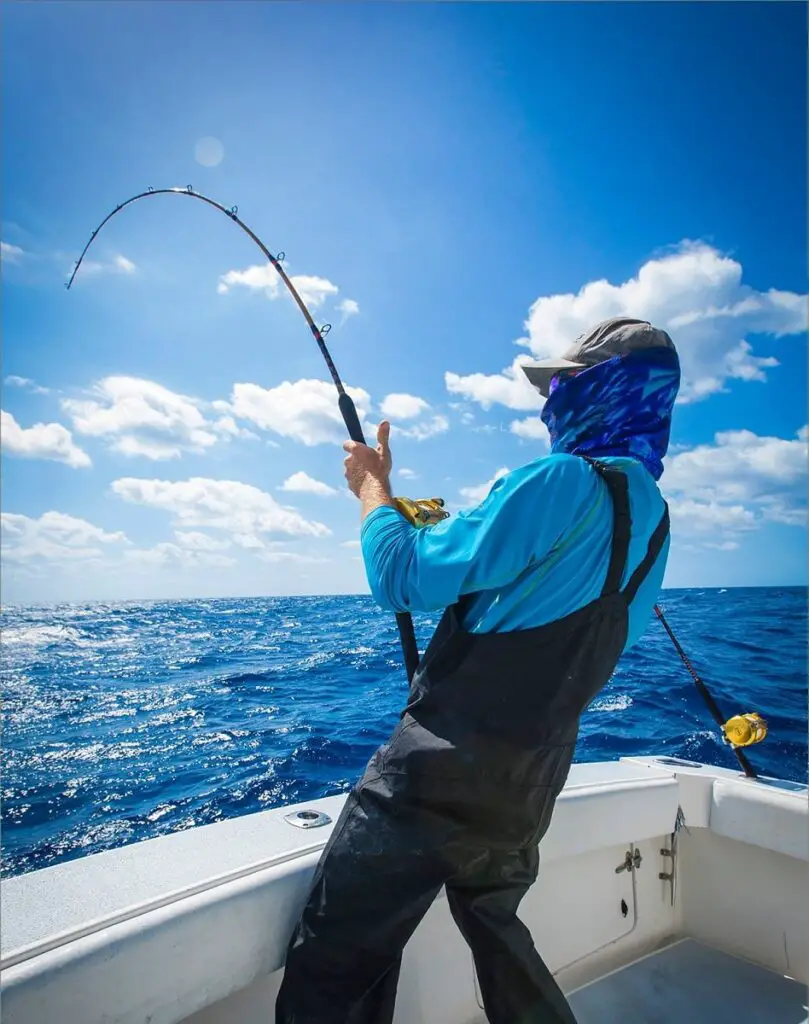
[539,346,681,480]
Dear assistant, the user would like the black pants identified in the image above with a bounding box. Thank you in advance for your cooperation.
[276,458,666,1022]
[275,779,578,1024]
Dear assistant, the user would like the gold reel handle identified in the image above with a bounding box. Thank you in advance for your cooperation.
[393,497,450,528]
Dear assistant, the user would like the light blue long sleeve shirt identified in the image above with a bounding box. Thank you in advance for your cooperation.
[361,453,669,651]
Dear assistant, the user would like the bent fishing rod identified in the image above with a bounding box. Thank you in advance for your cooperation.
[67,185,420,683]
[67,186,766,776]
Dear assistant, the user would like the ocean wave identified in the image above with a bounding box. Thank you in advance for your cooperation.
[2,624,90,648]
[589,693,633,712]
[1,588,805,878]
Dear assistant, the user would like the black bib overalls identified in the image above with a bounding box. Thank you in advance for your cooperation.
[277,458,670,1023]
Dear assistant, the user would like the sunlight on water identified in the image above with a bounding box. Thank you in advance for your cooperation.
[1,588,806,878]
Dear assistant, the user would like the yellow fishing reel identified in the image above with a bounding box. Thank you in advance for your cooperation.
[393,496,450,528]
[722,712,768,749]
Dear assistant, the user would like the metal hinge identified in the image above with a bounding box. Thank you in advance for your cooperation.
[659,842,678,905]
[657,807,686,905]
[615,848,643,874]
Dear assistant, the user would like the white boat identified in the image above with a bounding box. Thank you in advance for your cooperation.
[2,755,807,1023]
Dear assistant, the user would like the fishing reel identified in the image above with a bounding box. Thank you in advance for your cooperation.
[722,712,768,749]
[393,496,450,528]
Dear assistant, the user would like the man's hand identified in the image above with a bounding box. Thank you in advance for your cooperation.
[343,422,395,513]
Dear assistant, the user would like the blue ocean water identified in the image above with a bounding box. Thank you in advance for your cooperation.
[2,587,806,879]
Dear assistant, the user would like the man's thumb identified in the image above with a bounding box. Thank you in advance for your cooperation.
[377,420,391,449]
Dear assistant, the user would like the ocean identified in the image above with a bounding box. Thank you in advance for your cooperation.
[2,587,806,879]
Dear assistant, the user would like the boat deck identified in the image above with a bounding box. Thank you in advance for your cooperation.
[567,939,807,1024]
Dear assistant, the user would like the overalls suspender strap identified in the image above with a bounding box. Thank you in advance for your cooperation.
[583,457,670,602]
[624,504,670,603]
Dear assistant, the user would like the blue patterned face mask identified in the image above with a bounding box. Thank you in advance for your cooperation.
[539,347,681,480]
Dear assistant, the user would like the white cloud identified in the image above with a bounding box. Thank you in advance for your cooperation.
[173,531,232,551]
[217,264,275,295]
[394,415,450,441]
[758,504,806,527]
[1,241,24,263]
[258,549,330,565]
[376,394,449,442]
[229,378,372,446]
[341,539,361,549]
[398,467,418,480]
[218,263,359,325]
[208,405,260,442]
[722,340,779,382]
[279,471,338,497]
[220,536,330,563]
[212,414,256,440]
[662,426,808,539]
[217,264,339,310]
[704,540,740,552]
[4,375,51,395]
[459,467,510,506]
[113,435,186,460]
[289,275,339,309]
[113,254,136,274]
[232,533,266,550]
[62,376,235,460]
[73,253,137,277]
[380,393,430,420]
[227,379,445,447]
[2,509,237,577]
[665,427,807,497]
[667,498,757,534]
[337,298,360,322]
[1,511,128,563]
[447,242,806,411]
[445,357,538,412]
[1,410,91,468]
[111,476,331,539]
[125,542,235,570]
[509,416,549,443]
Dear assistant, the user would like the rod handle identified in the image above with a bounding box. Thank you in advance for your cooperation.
[339,392,366,445]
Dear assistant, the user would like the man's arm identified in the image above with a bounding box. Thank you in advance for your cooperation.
[360,456,595,613]
[343,420,397,520]
[342,422,597,614]
[358,476,397,521]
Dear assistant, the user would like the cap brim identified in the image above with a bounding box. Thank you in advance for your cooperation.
[522,358,587,398]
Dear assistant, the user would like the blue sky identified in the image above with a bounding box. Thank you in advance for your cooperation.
[2,1,806,603]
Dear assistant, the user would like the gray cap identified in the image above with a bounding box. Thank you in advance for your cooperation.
[522,317,676,398]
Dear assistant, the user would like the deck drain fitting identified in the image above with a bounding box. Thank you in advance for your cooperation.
[285,809,332,829]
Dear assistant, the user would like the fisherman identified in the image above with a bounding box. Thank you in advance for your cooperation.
[276,317,681,1024]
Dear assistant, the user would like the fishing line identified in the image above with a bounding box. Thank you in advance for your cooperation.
[67,186,420,682]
